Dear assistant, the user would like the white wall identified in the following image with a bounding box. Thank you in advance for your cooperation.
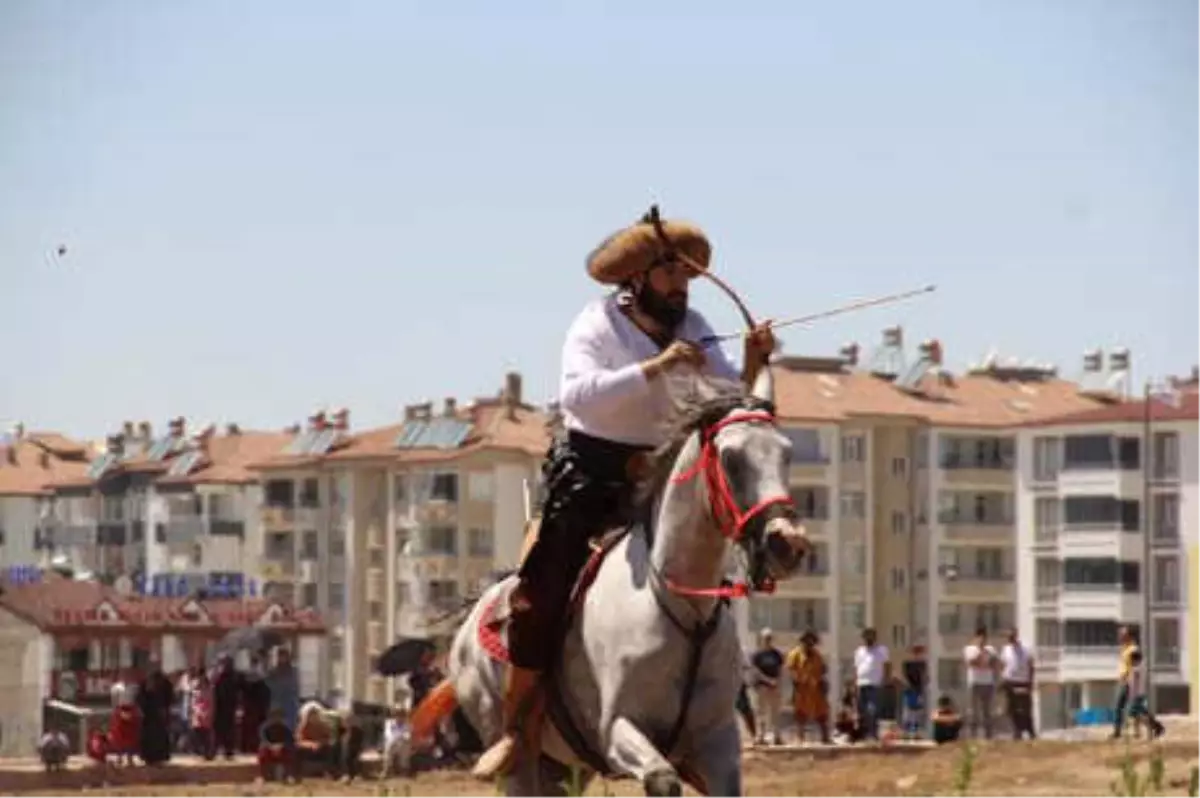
[0,496,42,569]
[0,608,45,757]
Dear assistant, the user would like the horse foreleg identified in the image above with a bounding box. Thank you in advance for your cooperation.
[683,721,743,797]
[606,717,679,796]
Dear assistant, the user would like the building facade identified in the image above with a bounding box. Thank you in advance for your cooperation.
[1015,384,1198,729]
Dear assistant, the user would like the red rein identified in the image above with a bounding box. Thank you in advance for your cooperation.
[665,410,794,600]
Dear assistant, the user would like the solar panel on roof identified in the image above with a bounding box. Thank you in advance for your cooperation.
[894,358,933,393]
[308,428,338,455]
[87,453,116,480]
[168,450,203,477]
[285,430,316,454]
[394,421,426,449]
[147,437,176,461]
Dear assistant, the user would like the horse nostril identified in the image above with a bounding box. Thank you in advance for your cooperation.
[764,518,810,566]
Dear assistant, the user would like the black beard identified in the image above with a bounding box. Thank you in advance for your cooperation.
[635,286,687,331]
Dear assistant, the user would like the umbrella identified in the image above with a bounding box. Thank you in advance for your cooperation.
[375,638,436,677]
[213,626,285,658]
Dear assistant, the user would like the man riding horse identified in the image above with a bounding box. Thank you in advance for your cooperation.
[473,208,777,779]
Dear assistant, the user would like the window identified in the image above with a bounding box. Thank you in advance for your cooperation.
[790,487,829,519]
[301,582,318,609]
[891,457,908,478]
[468,471,494,501]
[428,579,460,608]
[891,625,907,647]
[264,481,294,508]
[1153,432,1180,480]
[938,604,962,634]
[890,567,907,591]
[392,474,408,503]
[1034,497,1060,539]
[368,548,385,569]
[329,535,345,557]
[1063,558,1139,591]
[915,431,929,469]
[1152,556,1180,604]
[301,531,319,560]
[841,602,865,629]
[1035,558,1060,600]
[329,637,344,661]
[938,491,1013,525]
[802,543,829,575]
[783,427,826,463]
[938,547,960,577]
[1063,495,1140,531]
[468,528,493,557]
[396,582,411,606]
[1153,494,1180,541]
[938,659,964,689]
[973,548,1005,580]
[973,603,1008,632]
[300,478,320,508]
[1033,436,1061,481]
[843,543,866,575]
[1035,619,1061,648]
[840,434,865,463]
[430,473,459,502]
[190,542,203,567]
[840,491,866,520]
[939,436,1014,469]
[1063,435,1115,470]
[424,525,457,555]
[891,512,907,536]
[329,584,345,610]
[1064,620,1124,648]
[787,599,828,632]
[1152,617,1181,667]
[368,600,384,621]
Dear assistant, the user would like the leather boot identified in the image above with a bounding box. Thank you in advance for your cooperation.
[472,665,542,780]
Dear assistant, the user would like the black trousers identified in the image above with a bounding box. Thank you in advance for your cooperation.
[508,430,647,671]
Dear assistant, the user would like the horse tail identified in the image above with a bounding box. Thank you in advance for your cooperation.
[410,678,458,743]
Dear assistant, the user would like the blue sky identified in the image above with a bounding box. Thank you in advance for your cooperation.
[2,0,1196,438]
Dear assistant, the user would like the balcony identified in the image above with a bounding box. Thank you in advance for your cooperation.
[1057,467,1142,496]
[259,554,296,581]
[774,574,829,597]
[1059,527,1142,560]
[210,518,245,538]
[1058,585,1143,620]
[96,522,127,546]
[416,499,458,525]
[789,453,831,482]
[938,456,1014,487]
[158,516,206,544]
[938,514,1012,544]
[941,577,1013,601]
[794,517,827,539]
[1049,645,1122,680]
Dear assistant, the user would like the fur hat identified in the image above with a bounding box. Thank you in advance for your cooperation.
[586,209,711,285]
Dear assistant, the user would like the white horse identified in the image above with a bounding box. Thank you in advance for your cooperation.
[413,369,809,796]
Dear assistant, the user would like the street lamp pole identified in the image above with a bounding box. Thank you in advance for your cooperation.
[1140,379,1154,715]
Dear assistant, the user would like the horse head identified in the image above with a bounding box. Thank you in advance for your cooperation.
[660,368,811,591]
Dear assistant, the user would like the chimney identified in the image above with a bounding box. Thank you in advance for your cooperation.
[4,447,15,466]
[1108,347,1130,372]
[417,401,433,421]
[331,408,350,431]
[225,422,241,436]
[443,397,457,417]
[1082,348,1103,373]
[309,411,327,431]
[504,372,523,405]
[138,421,152,442]
[123,420,135,440]
[106,434,124,456]
[285,423,301,435]
[168,416,186,438]
[198,422,216,441]
[838,342,859,367]
[883,326,903,348]
[403,404,417,421]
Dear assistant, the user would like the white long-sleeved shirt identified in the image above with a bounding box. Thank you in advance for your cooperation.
[559,294,740,447]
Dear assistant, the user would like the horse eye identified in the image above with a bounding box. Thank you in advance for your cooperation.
[721,450,746,486]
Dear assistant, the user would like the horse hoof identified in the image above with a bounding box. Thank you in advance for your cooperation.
[644,769,682,797]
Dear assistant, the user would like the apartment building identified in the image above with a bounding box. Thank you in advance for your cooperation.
[747,329,1111,712]
[29,418,292,599]
[248,372,547,708]
[0,427,92,569]
[1015,376,1198,730]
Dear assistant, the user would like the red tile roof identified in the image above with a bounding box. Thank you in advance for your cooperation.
[0,433,92,496]
[0,573,324,633]
[1023,389,1200,428]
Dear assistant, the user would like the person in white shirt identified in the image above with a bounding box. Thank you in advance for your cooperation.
[381,706,413,778]
[962,626,1000,739]
[852,627,891,741]
[473,207,777,779]
[999,627,1036,740]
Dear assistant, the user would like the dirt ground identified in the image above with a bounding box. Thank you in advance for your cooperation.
[34,739,1200,796]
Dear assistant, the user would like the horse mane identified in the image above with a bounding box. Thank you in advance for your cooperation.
[635,391,774,507]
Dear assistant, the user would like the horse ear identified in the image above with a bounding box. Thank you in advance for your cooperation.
[751,366,774,404]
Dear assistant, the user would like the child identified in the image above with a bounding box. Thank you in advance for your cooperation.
[931,695,962,745]
[833,678,863,744]
[382,706,413,778]
[1127,651,1166,740]
[39,728,70,773]
[108,701,140,767]
[189,670,215,759]
[257,708,296,783]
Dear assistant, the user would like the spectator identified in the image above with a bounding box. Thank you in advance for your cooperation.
[833,679,863,744]
[784,630,830,743]
[39,728,70,773]
[749,628,784,746]
[242,653,272,753]
[267,648,299,732]
[296,701,339,777]
[931,695,963,745]
[257,707,297,783]
[136,663,175,766]
[853,628,890,741]
[963,626,999,739]
[900,645,927,739]
[337,712,365,783]
[211,655,240,760]
[1000,628,1036,740]
[107,697,140,767]
[1113,628,1165,740]
[381,706,413,778]
[189,670,215,759]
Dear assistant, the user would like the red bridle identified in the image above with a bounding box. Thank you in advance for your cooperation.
[664,409,795,600]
